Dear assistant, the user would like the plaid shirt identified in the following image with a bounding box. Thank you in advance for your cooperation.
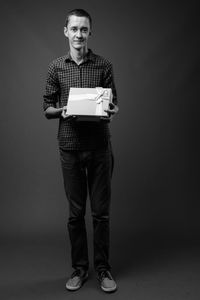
[43,49,117,150]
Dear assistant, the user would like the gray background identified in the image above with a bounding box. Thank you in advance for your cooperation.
[0,0,199,299]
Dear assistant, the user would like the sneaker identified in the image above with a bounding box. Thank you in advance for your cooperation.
[97,270,117,293]
[66,269,88,291]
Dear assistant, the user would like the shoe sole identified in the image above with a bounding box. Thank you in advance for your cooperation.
[101,284,117,293]
[66,273,88,291]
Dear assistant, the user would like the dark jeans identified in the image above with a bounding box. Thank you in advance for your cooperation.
[59,142,114,272]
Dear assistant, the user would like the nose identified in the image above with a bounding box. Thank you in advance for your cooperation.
[76,30,82,38]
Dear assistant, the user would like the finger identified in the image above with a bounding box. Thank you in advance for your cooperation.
[100,116,111,123]
[62,111,70,119]
[104,109,115,115]
[109,103,115,109]
[66,115,77,120]
[61,111,67,118]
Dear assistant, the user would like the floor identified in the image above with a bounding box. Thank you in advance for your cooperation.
[0,234,200,300]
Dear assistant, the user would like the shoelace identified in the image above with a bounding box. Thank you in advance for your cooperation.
[71,269,81,278]
[99,270,112,281]
[71,269,88,279]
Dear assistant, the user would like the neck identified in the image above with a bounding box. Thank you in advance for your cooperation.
[70,46,88,64]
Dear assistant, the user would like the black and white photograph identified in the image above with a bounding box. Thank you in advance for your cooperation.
[0,0,199,299]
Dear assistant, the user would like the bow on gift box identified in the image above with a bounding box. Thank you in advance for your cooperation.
[94,87,109,115]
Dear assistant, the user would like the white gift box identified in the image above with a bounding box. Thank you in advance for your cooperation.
[66,87,113,120]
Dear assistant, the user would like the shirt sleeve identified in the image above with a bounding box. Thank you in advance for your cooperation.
[103,62,118,106]
[43,62,60,111]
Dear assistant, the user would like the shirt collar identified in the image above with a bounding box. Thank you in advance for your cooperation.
[64,49,95,63]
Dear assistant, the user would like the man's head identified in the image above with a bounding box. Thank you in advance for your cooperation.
[65,9,92,29]
[64,9,92,51]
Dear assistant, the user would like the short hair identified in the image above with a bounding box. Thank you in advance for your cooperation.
[65,9,92,29]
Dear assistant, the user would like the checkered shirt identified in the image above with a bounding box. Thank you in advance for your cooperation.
[43,49,117,150]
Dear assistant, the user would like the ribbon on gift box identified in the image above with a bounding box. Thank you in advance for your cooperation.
[69,87,110,115]
[95,87,108,115]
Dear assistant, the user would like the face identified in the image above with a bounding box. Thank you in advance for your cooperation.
[64,15,91,50]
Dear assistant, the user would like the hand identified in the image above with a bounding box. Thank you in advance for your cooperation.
[101,103,119,122]
[104,102,119,116]
[61,106,77,121]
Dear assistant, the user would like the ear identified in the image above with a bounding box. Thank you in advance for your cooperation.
[89,31,92,36]
[64,27,68,38]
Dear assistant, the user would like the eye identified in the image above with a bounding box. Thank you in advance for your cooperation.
[82,28,88,33]
[71,27,77,32]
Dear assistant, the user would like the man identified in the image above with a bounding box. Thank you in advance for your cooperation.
[43,8,118,293]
